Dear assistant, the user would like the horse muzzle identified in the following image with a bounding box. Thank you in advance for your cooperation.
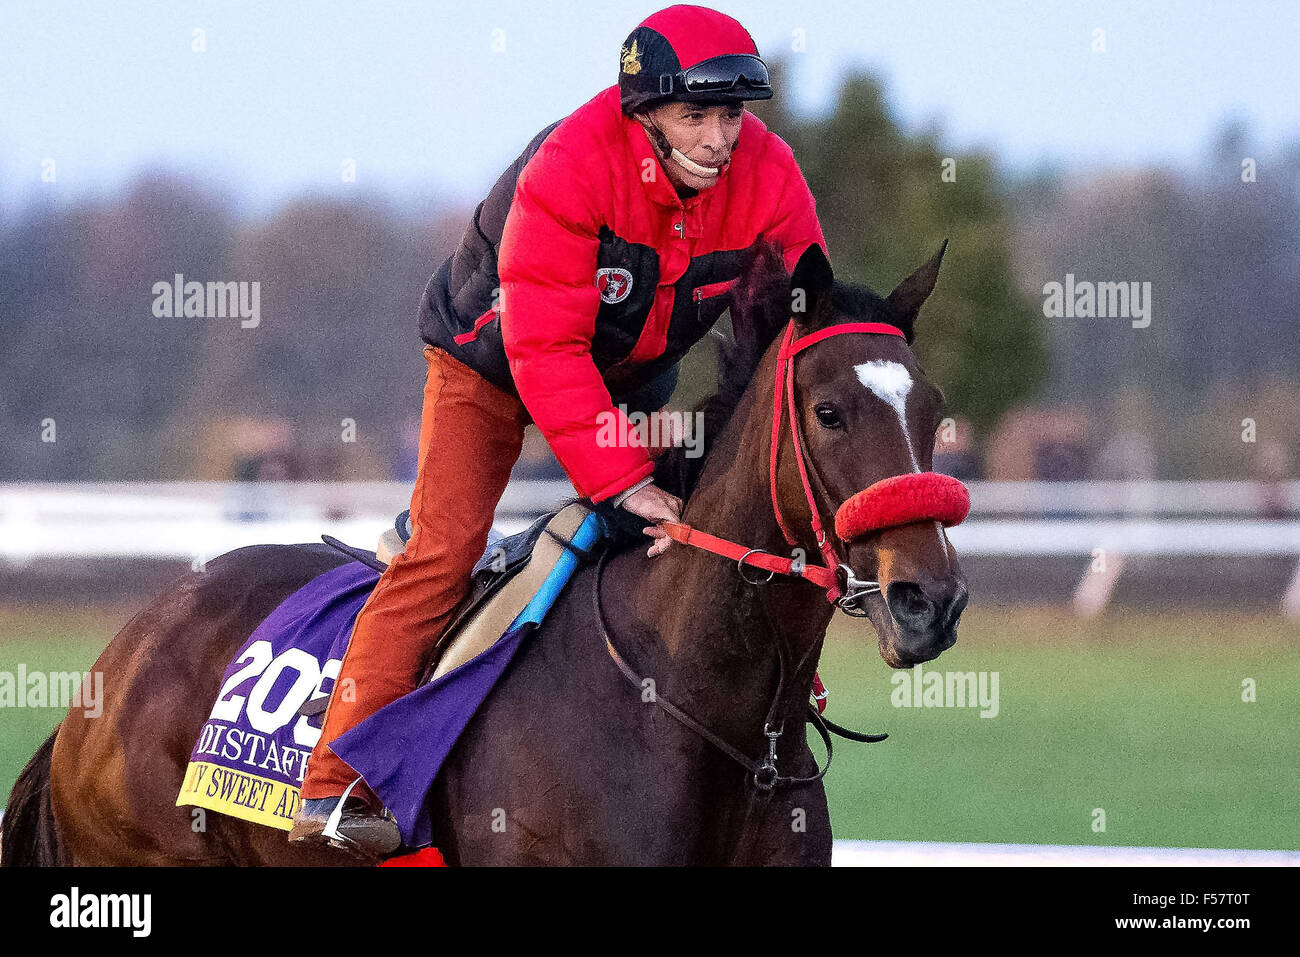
[830,472,970,622]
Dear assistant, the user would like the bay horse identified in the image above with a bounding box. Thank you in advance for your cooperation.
[2,239,967,866]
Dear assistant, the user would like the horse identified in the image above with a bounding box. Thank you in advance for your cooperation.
[2,238,967,866]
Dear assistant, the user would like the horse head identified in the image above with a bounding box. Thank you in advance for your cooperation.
[770,241,969,668]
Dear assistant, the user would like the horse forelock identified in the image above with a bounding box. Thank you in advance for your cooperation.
[827,281,911,340]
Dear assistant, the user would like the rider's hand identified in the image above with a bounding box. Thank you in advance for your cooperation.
[618,483,683,557]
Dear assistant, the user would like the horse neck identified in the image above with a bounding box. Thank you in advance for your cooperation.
[629,339,836,745]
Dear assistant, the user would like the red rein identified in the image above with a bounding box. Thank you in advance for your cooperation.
[664,319,971,604]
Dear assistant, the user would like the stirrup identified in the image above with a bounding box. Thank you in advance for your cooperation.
[321,776,364,844]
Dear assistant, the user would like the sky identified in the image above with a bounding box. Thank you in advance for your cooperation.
[1,0,1297,215]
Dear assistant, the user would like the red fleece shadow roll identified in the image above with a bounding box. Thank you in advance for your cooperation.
[834,473,970,541]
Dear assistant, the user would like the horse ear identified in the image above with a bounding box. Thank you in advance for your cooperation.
[789,242,834,330]
[885,239,948,339]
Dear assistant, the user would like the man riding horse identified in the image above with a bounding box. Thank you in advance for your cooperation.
[289,4,829,852]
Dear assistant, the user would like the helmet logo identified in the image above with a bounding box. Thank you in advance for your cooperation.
[620,40,642,75]
[596,267,634,304]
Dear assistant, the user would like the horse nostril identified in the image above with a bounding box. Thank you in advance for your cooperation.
[886,581,938,630]
[943,583,969,629]
[887,579,968,633]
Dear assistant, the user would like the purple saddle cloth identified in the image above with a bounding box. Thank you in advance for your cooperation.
[331,619,537,848]
[179,554,530,846]
[177,560,380,830]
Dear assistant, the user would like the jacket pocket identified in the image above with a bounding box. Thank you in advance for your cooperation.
[689,277,739,332]
[691,278,739,302]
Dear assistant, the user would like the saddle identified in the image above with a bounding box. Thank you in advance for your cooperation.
[304,501,598,729]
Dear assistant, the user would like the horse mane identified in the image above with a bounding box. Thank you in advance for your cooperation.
[650,237,792,503]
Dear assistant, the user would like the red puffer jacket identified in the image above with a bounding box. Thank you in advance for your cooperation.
[422,84,827,501]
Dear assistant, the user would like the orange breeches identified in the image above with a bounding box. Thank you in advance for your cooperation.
[301,345,528,802]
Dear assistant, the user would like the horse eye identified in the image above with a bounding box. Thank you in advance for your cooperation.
[814,403,842,429]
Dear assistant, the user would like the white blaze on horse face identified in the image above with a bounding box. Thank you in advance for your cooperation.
[854,360,918,471]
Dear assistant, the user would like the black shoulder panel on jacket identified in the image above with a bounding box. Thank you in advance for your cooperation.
[418,119,564,392]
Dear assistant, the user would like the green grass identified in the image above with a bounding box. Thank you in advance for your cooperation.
[817,608,1299,850]
[2,603,1296,850]
[0,604,137,797]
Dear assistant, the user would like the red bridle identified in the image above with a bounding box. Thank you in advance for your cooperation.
[662,319,970,606]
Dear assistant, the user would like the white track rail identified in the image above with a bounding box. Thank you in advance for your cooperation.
[831,840,1300,866]
[2,481,1298,561]
[3,814,1291,866]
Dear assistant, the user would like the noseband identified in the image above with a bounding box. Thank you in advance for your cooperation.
[662,318,971,613]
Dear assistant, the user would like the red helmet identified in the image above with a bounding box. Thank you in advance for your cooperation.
[618,5,773,116]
